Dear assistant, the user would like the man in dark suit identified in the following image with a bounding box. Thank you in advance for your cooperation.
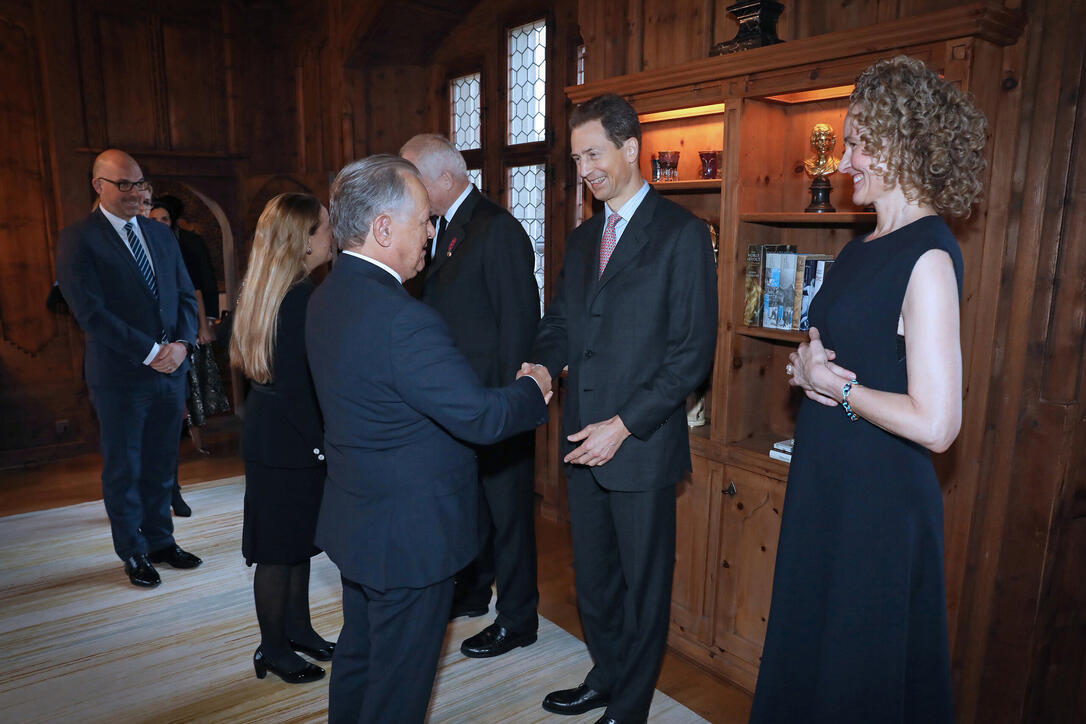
[55,149,203,588]
[531,95,718,724]
[400,133,542,657]
[305,154,552,724]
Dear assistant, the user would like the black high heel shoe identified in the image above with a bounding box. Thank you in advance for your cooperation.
[289,639,336,661]
[171,483,192,517]
[253,648,325,683]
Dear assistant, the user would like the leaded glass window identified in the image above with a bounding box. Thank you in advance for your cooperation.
[450,73,481,151]
[507,19,546,146]
[508,164,546,311]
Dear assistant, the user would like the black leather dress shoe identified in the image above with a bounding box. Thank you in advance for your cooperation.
[542,683,610,715]
[449,600,489,620]
[253,648,325,684]
[289,639,336,661]
[593,717,621,724]
[123,554,161,587]
[147,544,202,569]
[460,623,537,658]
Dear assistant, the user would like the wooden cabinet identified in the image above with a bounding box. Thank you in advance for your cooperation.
[566,3,1024,693]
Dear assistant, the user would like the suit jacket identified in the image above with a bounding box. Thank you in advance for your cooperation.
[56,209,198,387]
[532,188,717,491]
[242,280,324,469]
[422,186,540,387]
[306,254,548,591]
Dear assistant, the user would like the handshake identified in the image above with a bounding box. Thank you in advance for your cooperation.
[517,362,553,404]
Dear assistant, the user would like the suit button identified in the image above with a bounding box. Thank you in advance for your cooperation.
[313,448,320,454]
[584,349,594,358]
[318,454,325,461]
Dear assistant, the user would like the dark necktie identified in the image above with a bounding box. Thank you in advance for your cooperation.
[124,221,158,298]
[434,216,450,260]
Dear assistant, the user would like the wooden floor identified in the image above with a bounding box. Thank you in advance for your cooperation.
[0,422,753,723]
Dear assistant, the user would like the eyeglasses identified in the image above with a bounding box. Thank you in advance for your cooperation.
[96,177,151,193]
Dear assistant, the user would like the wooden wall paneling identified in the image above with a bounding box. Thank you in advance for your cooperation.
[93,9,159,149]
[970,0,1086,718]
[577,0,630,83]
[641,0,713,71]
[0,7,57,356]
[162,17,226,152]
[939,31,1022,664]
[364,65,430,155]
[954,0,1082,720]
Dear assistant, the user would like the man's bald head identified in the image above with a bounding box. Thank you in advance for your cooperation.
[399,134,469,217]
[91,149,146,219]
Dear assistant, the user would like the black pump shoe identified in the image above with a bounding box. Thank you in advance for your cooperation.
[253,648,325,683]
[289,639,336,661]
[171,484,192,517]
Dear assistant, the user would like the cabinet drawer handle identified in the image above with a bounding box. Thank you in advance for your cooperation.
[723,481,737,496]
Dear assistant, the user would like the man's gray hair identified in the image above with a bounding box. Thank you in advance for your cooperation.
[398,134,468,182]
[330,154,420,250]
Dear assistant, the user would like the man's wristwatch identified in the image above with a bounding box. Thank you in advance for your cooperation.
[177,340,194,355]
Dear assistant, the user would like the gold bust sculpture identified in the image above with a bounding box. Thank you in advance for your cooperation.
[803,123,839,178]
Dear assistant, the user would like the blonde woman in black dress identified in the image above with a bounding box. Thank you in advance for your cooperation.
[751,56,987,722]
[230,193,336,683]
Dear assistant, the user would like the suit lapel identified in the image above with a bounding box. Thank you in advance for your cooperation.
[580,214,605,306]
[589,190,659,306]
[92,210,158,304]
[428,186,481,279]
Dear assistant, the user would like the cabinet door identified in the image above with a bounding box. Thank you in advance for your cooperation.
[712,464,785,671]
[670,454,721,642]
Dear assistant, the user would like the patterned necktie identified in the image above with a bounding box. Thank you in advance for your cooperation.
[123,221,158,298]
[598,212,622,279]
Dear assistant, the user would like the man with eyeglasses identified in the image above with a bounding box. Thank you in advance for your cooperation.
[56,149,204,588]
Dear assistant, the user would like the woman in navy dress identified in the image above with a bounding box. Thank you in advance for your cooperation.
[230,193,336,684]
[751,56,988,723]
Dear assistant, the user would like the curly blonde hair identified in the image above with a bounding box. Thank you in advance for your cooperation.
[849,55,988,218]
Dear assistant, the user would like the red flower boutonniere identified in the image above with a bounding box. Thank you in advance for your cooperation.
[446,237,459,257]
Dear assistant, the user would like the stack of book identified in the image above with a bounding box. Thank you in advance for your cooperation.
[744,245,834,331]
[769,438,793,464]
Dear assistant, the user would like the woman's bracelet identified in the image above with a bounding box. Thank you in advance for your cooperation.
[841,378,860,421]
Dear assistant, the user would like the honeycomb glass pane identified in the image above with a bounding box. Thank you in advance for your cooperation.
[467,168,482,189]
[507,19,546,146]
[507,163,546,311]
[449,72,481,151]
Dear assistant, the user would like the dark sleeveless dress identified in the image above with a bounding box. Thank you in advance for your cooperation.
[750,216,961,723]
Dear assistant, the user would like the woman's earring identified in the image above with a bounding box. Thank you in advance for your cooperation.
[305,246,313,255]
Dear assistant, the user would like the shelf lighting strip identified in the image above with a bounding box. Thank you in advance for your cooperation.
[637,103,727,123]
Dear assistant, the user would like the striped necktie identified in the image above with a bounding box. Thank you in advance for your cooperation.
[123,221,158,298]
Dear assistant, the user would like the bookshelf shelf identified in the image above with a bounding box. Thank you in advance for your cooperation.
[652,179,723,192]
[740,211,876,225]
[735,326,806,344]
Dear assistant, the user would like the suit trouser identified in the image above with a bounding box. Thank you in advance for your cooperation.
[454,432,539,633]
[566,467,676,723]
[89,374,185,561]
[329,574,455,724]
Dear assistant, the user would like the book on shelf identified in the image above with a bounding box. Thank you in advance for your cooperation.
[773,438,794,453]
[760,245,796,329]
[769,448,792,464]
[794,254,834,330]
[743,244,763,326]
[799,258,835,331]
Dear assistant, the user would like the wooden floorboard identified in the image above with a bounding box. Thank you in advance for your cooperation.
[0,422,752,723]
